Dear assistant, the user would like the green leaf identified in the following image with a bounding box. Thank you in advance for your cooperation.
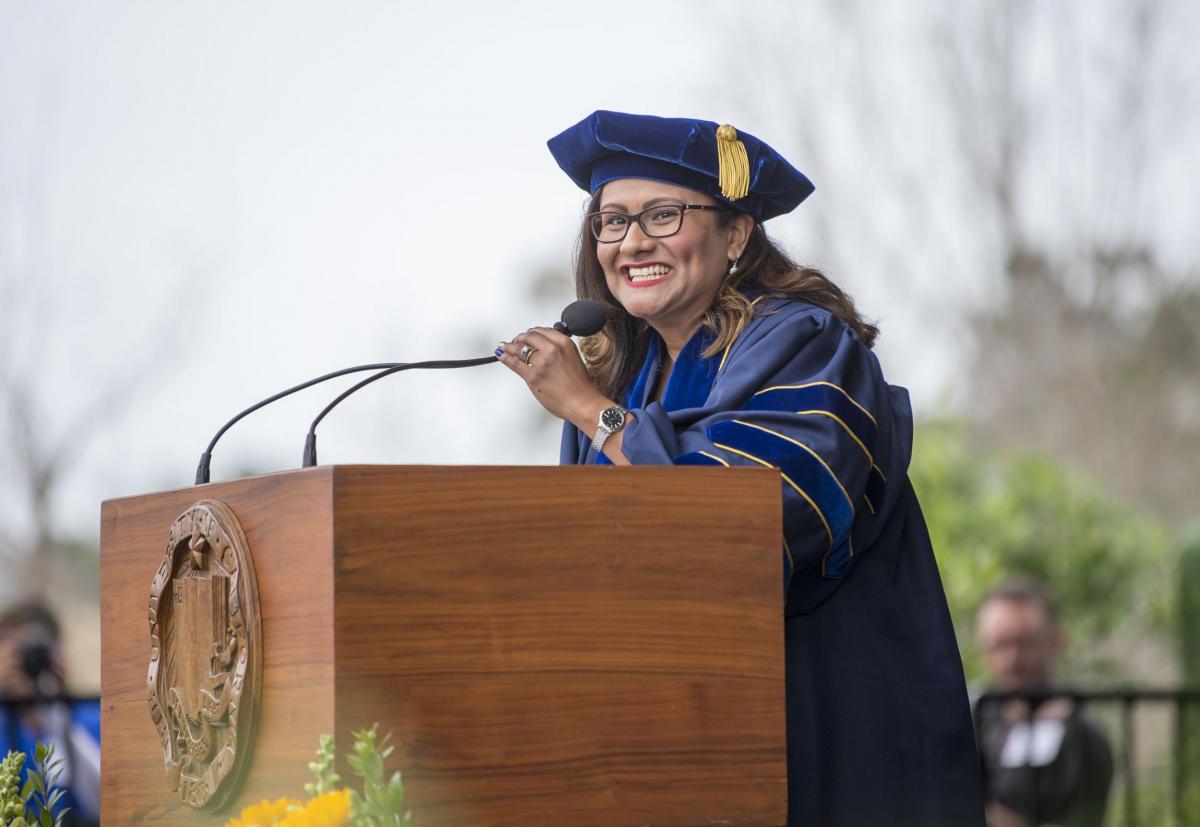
[305,733,341,797]
[910,419,1175,685]
[343,724,410,824]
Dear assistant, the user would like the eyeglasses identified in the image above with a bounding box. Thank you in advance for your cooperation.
[587,203,732,243]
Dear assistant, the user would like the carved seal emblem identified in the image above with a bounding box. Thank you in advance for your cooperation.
[147,499,262,811]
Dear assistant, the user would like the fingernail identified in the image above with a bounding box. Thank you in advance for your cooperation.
[493,347,503,357]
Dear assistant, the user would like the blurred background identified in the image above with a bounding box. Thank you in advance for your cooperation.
[1,0,1197,821]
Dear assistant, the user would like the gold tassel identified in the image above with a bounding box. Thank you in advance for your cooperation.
[715,124,750,200]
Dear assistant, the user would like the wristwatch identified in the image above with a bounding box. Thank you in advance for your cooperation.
[591,405,628,454]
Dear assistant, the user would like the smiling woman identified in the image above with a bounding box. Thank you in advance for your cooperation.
[590,181,751,356]
[495,110,986,826]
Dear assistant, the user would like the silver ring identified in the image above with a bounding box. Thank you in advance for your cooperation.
[520,345,537,365]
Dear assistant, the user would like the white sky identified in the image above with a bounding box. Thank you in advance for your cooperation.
[1,1,1196,545]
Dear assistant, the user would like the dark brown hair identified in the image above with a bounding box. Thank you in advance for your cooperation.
[574,191,879,400]
[0,600,60,641]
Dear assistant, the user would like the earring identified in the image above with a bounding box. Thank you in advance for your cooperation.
[728,256,740,275]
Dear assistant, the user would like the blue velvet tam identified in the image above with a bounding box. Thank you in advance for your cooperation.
[547,110,814,222]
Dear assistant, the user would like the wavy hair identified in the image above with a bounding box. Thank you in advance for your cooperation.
[573,191,879,400]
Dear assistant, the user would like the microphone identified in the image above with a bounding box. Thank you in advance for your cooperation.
[300,300,609,467]
[194,362,405,484]
[299,356,495,467]
[555,299,606,337]
[194,301,608,483]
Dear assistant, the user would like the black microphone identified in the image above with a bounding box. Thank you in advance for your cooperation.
[194,362,405,484]
[555,299,607,336]
[300,300,609,467]
[299,356,496,467]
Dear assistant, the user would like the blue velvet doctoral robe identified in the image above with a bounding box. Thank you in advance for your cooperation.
[561,297,985,826]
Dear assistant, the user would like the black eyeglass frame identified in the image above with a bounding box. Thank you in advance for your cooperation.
[587,203,734,243]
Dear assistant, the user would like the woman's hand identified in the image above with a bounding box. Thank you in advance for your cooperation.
[496,327,612,431]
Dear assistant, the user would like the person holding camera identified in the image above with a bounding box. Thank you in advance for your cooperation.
[0,600,100,826]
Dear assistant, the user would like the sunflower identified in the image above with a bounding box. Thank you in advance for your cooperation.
[224,796,299,827]
[278,789,352,827]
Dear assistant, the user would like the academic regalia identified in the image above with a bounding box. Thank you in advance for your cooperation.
[561,299,985,825]
[549,110,985,825]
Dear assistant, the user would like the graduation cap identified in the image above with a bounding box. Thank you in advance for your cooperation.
[547,110,814,223]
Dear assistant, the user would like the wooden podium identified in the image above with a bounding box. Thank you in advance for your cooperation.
[100,465,786,825]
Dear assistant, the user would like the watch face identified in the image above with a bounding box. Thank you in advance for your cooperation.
[601,407,625,430]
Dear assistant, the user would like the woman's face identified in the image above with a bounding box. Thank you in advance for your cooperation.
[595,179,749,341]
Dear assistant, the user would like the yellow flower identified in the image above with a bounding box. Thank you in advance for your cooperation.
[277,789,351,827]
[225,796,300,827]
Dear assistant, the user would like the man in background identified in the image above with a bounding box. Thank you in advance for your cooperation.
[974,578,1113,827]
[0,600,100,826]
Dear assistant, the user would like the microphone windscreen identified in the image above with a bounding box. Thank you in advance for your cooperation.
[559,300,607,336]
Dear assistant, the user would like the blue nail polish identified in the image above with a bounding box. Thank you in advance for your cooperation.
[494,347,503,357]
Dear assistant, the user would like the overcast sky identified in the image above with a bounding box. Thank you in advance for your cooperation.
[2,1,1196,542]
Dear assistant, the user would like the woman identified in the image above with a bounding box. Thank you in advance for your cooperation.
[497,111,984,826]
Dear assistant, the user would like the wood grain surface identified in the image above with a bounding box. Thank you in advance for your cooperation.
[101,469,336,824]
[101,465,786,826]
[332,465,785,826]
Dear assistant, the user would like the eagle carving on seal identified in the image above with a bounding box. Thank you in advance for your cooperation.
[147,499,262,811]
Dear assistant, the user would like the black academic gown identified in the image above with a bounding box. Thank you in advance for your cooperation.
[561,297,985,826]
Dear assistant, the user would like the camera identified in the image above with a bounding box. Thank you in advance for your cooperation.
[21,639,53,682]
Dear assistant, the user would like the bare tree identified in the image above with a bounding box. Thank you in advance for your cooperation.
[723,0,1200,528]
[931,0,1200,528]
[0,70,202,600]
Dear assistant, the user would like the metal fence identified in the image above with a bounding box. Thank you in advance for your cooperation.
[974,689,1200,827]
[7,691,1200,825]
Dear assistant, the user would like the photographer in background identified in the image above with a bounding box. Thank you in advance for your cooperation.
[974,579,1113,827]
[0,601,100,826]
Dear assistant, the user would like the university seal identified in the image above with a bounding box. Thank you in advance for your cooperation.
[147,499,262,811]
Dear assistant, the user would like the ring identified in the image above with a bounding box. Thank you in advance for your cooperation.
[520,345,537,365]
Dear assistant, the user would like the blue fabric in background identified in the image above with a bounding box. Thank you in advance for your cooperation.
[1,699,101,825]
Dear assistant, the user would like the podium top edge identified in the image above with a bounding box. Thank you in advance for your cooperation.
[101,464,777,509]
